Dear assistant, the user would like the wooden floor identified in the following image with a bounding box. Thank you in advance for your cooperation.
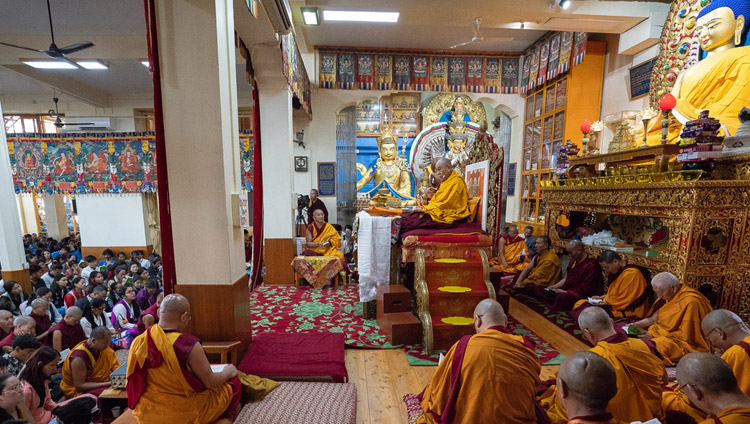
[347,297,589,424]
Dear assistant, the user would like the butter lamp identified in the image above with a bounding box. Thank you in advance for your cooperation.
[659,93,677,145]
[580,120,591,155]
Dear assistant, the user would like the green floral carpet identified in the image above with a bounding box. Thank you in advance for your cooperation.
[249,285,565,366]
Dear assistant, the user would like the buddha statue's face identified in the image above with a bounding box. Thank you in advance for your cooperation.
[454,98,465,113]
[450,138,467,153]
[696,7,745,52]
[380,141,397,161]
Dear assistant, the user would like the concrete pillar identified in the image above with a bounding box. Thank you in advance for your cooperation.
[42,195,69,240]
[76,194,151,259]
[0,99,30,292]
[155,0,250,346]
[259,88,297,285]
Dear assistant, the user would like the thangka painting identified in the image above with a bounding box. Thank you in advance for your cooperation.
[12,140,43,185]
[115,140,144,182]
[47,140,77,183]
[79,141,110,182]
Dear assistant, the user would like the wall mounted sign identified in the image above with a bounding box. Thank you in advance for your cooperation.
[317,162,336,196]
[629,57,657,100]
[294,156,308,172]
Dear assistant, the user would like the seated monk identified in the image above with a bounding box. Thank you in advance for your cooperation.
[0,316,36,354]
[530,240,604,311]
[127,294,241,423]
[490,225,530,274]
[540,306,666,424]
[664,309,750,422]
[573,251,651,320]
[30,299,52,344]
[400,158,471,234]
[632,272,712,366]
[555,351,626,424]
[303,208,345,263]
[137,292,163,334]
[0,310,14,341]
[50,307,86,352]
[675,352,750,424]
[60,326,120,398]
[514,236,561,289]
[418,299,540,423]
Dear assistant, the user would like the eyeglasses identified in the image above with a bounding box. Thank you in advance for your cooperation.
[675,382,693,396]
[704,327,720,338]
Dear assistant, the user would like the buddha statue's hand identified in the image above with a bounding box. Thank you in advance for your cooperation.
[356,163,370,176]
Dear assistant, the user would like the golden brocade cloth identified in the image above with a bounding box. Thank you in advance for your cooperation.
[60,341,120,399]
[648,286,712,366]
[490,236,529,273]
[540,334,665,424]
[422,170,471,224]
[291,256,344,289]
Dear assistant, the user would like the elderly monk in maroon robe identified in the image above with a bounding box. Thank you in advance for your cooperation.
[0,310,14,341]
[30,299,52,345]
[528,240,605,311]
[50,306,87,352]
[0,316,36,353]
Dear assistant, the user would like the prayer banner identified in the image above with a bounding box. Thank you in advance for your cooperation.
[356,54,373,90]
[501,58,519,94]
[466,57,483,93]
[521,54,530,95]
[392,55,411,90]
[319,52,336,88]
[448,57,466,92]
[375,55,392,90]
[337,53,355,89]
[558,32,573,75]
[528,46,540,92]
[573,32,588,66]
[430,57,448,91]
[412,56,429,91]
[483,58,501,93]
[547,33,561,81]
[537,41,550,86]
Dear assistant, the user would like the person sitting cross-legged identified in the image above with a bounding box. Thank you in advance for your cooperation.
[417,299,541,424]
[126,294,241,423]
[50,307,86,353]
[490,225,530,274]
[514,236,561,290]
[60,326,120,399]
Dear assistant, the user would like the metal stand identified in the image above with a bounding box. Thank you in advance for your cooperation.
[295,207,307,237]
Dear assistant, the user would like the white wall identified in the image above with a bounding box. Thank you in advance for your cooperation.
[76,194,150,247]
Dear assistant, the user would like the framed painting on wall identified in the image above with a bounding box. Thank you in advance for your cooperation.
[507,163,517,196]
[317,162,336,196]
[295,156,308,172]
[466,160,490,230]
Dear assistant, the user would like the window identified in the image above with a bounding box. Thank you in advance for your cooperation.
[4,115,60,134]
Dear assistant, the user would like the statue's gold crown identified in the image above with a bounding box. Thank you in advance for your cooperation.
[377,127,398,148]
[448,119,467,140]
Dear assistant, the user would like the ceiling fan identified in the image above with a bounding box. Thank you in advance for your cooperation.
[450,17,512,49]
[0,0,95,70]
[48,97,95,128]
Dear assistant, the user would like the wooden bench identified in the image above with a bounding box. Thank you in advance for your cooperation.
[202,340,242,365]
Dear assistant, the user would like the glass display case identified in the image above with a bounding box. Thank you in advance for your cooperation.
[356,98,381,136]
[382,92,420,136]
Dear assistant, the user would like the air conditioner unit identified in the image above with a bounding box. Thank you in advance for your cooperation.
[60,117,112,131]
[262,0,292,35]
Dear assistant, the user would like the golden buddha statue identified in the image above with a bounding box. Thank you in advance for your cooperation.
[647,0,750,143]
[356,129,415,206]
[444,119,470,176]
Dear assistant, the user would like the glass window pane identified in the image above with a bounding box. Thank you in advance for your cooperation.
[543,116,553,144]
[529,174,538,197]
[534,91,543,118]
[524,124,533,148]
[526,96,534,119]
[554,112,565,141]
[23,118,38,133]
[545,85,555,114]
[556,79,567,109]
[524,199,537,222]
[524,149,531,171]
[541,144,551,169]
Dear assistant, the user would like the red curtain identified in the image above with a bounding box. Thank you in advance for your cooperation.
[250,80,264,291]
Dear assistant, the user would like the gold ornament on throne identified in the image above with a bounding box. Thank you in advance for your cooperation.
[423,93,487,127]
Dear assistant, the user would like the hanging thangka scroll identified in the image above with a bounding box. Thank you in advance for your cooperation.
[573,32,588,66]
[319,53,337,88]
[558,32,574,75]
[527,46,540,92]
[547,33,561,81]
[521,54,530,95]
[430,57,448,91]
[357,54,373,90]
[392,55,411,90]
[280,34,312,118]
[337,53,355,89]
[537,40,550,87]
[412,56,429,91]
[483,57,501,93]
[466,57,483,93]
[7,131,255,194]
[448,57,466,92]
[376,55,392,90]
[501,58,519,94]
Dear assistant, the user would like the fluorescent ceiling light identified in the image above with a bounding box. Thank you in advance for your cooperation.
[77,60,108,70]
[560,0,571,9]
[22,59,108,70]
[141,60,150,67]
[322,10,399,23]
[301,7,319,25]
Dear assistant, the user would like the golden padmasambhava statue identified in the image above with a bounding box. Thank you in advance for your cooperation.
[356,128,415,206]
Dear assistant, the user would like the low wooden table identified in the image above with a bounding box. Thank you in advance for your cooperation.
[99,389,128,424]
[202,340,242,365]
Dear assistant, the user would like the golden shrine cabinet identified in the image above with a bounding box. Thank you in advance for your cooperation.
[542,180,750,322]
[518,41,606,235]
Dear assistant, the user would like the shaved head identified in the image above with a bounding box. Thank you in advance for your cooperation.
[677,352,739,395]
[160,294,190,317]
[701,309,750,351]
[558,351,618,411]
[577,306,614,334]
[473,298,507,332]
[0,310,12,320]
[567,239,584,251]
[435,158,452,170]
[14,316,34,327]
[90,326,111,341]
[702,309,744,333]
[65,306,83,318]
[652,272,679,289]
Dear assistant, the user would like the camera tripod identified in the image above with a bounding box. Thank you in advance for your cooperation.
[295,207,307,237]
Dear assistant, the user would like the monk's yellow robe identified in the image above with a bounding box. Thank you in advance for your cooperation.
[127,324,236,424]
[60,341,120,399]
[574,266,649,319]
[418,326,540,424]
[648,286,712,366]
[646,46,750,144]
[422,170,471,224]
[697,406,750,424]
[491,235,530,273]
[306,222,345,261]
[541,333,665,424]
[519,249,561,288]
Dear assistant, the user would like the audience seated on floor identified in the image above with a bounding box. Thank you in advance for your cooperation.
[514,236,561,289]
[60,326,120,399]
[676,352,750,424]
[2,334,40,376]
[135,279,161,311]
[400,158,472,234]
[490,224,530,274]
[80,297,115,338]
[29,299,53,345]
[631,272,713,366]
[127,294,241,423]
[418,299,540,424]
[574,250,651,320]
[0,316,36,353]
[555,351,626,424]
[529,240,604,310]
[137,292,163,333]
[111,285,141,345]
[50,307,86,353]
[523,226,537,259]
[0,310,14,340]
[540,306,665,423]
[0,374,34,422]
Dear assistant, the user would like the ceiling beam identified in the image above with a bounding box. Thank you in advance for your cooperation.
[1,65,111,107]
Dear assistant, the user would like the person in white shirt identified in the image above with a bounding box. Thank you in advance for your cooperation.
[80,298,115,337]
[79,255,98,282]
[111,285,140,343]
[40,263,62,289]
